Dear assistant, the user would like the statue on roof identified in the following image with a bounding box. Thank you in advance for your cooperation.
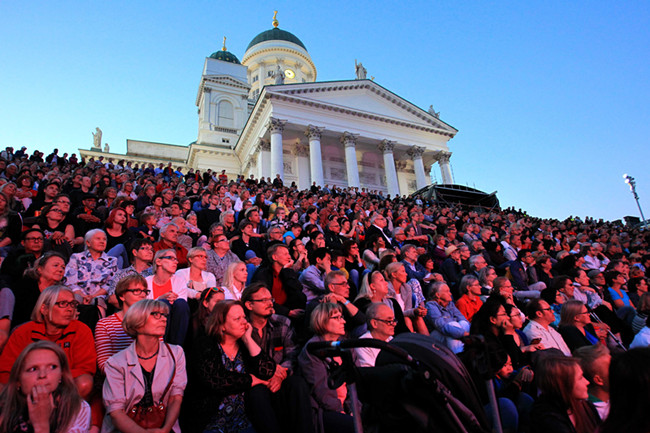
[355,59,367,80]
[428,105,440,118]
[104,143,110,153]
[92,127,102,149]
[274,65,285,85]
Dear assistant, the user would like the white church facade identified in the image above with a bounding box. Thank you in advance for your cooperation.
[80,13,458,197]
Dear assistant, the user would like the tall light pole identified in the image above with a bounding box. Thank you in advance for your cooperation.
[624,174,646,223]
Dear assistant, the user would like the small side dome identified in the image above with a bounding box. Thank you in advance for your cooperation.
[209,36,241,64]
[209,50,240,64]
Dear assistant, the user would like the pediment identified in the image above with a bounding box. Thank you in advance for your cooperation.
[268,80,456,134]
[203,75,250,90]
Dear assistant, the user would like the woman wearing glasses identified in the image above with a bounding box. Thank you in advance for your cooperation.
[299,302,355,433]
[184,300,275,433]
[0,286,96,400]
[145,249,192,345]
[95,274,150,373]
[102,299,187,433]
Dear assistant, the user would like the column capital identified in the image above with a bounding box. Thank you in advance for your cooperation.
[257,138,271,152]
[378,139,396,153]
[294,143,309,157]
[305,125,325,140]
[267,117,287,133]
[407,145,425,158]
[432,150,452,163]
[340,131,359,148]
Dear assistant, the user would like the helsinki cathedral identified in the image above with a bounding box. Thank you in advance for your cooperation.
[81,12,457,197]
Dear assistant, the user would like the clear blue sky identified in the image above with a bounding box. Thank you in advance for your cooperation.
[1,1,648,221]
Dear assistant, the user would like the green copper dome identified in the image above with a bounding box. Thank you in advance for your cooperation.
[246,28,307,51]
[209,50,241,64]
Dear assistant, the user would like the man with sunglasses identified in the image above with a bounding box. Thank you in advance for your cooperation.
[355,303,396,367]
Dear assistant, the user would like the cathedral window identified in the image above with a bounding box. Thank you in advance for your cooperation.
[217,100,234,128]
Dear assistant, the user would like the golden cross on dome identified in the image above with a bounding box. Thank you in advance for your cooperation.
[272,10,279,28]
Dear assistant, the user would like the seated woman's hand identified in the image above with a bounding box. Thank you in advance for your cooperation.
[27,385,55,432]
[157,291,178,304]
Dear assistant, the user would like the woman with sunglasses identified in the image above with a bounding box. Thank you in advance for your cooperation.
[184,300,275,433]
[0,340,91,433]
[95,274,150,373]
[299,302,355,433]
[102,299,187,433]
[0,286,96,401]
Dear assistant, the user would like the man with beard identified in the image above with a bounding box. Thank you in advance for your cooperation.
[242,282,314,433]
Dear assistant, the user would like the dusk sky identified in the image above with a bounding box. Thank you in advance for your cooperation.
[1,1,648,221]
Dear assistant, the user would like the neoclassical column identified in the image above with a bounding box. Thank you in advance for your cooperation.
[267,118,287,180]
[379,140,400,197]
[256,139,271,180]
[438,151,454,184]
[340,132,360,188]
[407,145,428,190]
[294,143,311,190]
[201,88,211,129]
[305,125,325,187]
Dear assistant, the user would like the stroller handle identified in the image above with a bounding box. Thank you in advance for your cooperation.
[306,339,417,366]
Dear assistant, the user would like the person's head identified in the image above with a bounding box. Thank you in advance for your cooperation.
[478,266,497,287]
[370,213,387,228]
[559,300,590,328]
[122,299,170,338]
[242,282,275,319]
[526,298,555,326]
[197,287,225,320]
[25,251,66,282]
[493,276,513,298]
[312,248,331,271]
[517,249,535,266]
[401,244,418,263]
[385,262,408,285]
[536,355,595,433]
[187,247,208,270]
[428,281,452,307]
[267,225,283,242]
[366,302,396,339]
[357,270,389,301]
[31,285,78,327]
[114,273,149,309]
[459,275,481,297]
[106,207,128,231]
[574,344,611,393]
[159,223,179,244]
[605,270,625,287]
[152,249,178,274]
[130,238,154,263]
[628,277,648,296]
[205,300,248,343]
[310,302,345,338]
[469,254,487,271]
[84,229,107,253]
[268,243,291,267]
[21,228,45,254]
[324,270,350,298]
[222,261,247,287]
[0,340,81,433]
[504,304,524,330]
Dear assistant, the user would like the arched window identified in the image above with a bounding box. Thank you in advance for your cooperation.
[217,100,234,128]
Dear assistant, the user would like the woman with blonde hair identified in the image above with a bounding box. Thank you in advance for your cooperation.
[0,340,91,432]
[221,260,248,301]
[174,247,217,296]
[102,299,187,433]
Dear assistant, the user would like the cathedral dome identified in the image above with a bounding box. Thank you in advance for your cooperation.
[246,27,307,51]
[209,49,240,64]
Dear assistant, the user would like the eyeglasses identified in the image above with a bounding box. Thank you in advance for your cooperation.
[329,314,345,321]
[540,307,553,312]
[330,281,350,287]
[54,300,80,309]
[374,318,397,326]
[249,297,275,304]
[192,254,208,259]
[125,289,151,296]
[25,237,44,242]
[160,256,178,261]
[138,246,154,252]
[150,311,169,319]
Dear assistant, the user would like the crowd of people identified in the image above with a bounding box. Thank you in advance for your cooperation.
[0,146,649,433]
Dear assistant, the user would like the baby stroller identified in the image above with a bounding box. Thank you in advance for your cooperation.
[307,333,491,433]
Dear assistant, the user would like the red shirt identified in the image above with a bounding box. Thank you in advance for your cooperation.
[456,295,483,322]
[271,269,287,306]
[0,321,96,382]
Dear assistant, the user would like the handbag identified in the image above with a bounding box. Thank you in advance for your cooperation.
[127,343,176,429]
